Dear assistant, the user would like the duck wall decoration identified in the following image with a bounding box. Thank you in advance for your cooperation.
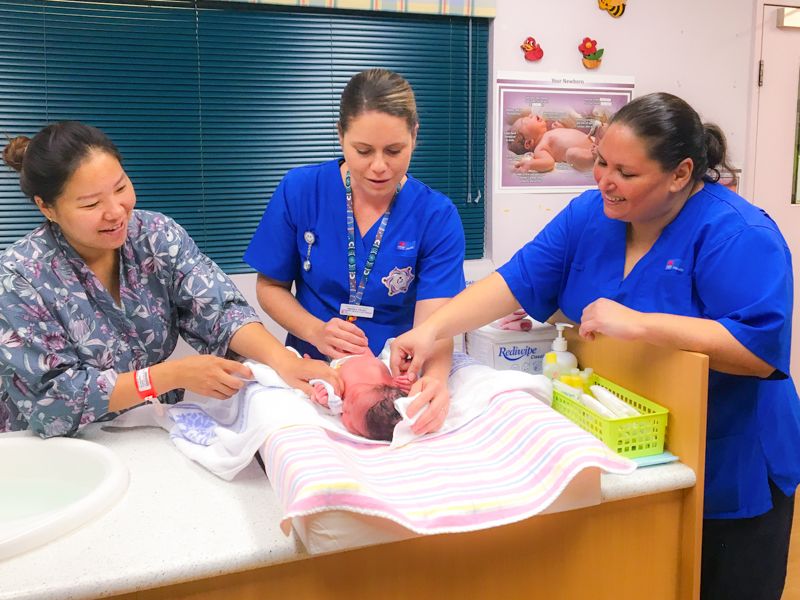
[520,37,544,62]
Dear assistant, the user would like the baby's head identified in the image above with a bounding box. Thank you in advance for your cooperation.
[508,113,547,154]
[338,352,405,440]
[363,385,405,441]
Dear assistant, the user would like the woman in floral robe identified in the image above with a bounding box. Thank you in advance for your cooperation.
[0,121,339,437]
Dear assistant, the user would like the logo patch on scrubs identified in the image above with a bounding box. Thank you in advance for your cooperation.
[382,266,415,296]
[665,259,684,272]
[396,240,416,251]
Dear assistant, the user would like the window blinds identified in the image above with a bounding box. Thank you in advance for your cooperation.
[0,0,488,272]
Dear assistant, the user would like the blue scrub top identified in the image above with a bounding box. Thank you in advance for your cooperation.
[244,159,466,358]
[498,183,800,519]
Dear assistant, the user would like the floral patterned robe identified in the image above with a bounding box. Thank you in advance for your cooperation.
[0,210,259,437]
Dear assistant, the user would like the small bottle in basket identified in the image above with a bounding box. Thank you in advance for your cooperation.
[541,322,577,377]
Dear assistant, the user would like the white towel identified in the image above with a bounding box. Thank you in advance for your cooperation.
[244,354,344,414]
[110,351,552,479]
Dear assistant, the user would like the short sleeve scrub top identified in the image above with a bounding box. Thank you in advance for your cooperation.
[245,159,466,360]
[498,183,800,519]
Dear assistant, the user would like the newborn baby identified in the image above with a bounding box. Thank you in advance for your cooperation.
[508,114,607,174]
[309,348,412,441]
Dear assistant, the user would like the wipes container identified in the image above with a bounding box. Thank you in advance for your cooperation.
[465,320,557,374]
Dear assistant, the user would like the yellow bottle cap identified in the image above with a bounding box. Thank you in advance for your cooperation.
[545,352,557,364]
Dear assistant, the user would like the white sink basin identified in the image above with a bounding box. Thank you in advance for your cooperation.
[0,432,129,561]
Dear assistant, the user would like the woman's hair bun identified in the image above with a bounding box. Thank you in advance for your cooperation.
[702,123,734,183]
[2,135,31,173]
[703,124,726,171]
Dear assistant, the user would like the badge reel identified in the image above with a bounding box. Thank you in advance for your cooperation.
[303,231,315,272]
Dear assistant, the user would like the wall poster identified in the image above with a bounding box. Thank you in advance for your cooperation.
[495,71,635,194]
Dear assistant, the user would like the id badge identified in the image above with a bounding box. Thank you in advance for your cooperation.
[339,304,374,319]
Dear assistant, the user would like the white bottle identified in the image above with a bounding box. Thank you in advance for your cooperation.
[542,322,578,373]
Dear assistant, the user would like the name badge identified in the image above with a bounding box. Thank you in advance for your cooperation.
[340,304,374,319]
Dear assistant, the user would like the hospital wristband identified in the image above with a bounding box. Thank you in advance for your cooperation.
[134,367,157,402]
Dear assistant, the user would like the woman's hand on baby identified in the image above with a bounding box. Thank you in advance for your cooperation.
[390,327,436,383]
[312,318,369,359]
[173,355,253,400]
[579,298,647,342]
[405,376,449,434]
[273,352,343,397]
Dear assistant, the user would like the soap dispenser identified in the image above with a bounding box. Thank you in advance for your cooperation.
[545,322,578,372]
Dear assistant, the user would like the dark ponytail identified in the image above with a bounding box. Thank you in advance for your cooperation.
[609,93,735,183]
[2,121,122,206]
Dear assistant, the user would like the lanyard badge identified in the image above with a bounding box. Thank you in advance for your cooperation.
[339,171,401,322]
[302,230,315,272]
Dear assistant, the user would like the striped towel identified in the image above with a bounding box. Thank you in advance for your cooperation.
[264,389,636,536]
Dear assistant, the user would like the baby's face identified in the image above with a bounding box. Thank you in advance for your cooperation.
[338,351,396,437]
[513,114,547,146]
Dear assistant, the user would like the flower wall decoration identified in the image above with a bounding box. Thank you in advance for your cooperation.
[579,37,604,69]
[520,37,544,61]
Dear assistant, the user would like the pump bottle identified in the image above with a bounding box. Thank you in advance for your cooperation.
[541,322,578,375]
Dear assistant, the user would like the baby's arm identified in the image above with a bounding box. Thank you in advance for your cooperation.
[514,148,556,173]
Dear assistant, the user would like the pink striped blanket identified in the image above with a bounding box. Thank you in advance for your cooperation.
[264,389,636,536]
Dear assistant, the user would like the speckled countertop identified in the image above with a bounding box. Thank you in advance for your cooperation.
[0,424,695,600]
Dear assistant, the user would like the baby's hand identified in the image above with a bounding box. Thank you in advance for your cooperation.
[591,143,599,159]
[394,374,413,394]
[514,155,535,174]
[309,382,329,406]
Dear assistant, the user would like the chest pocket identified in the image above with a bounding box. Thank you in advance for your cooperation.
[637,273,694,316]
[374,250,418,304]
[561,261,605,318]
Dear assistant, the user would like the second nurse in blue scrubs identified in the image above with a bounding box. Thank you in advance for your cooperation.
[390,93,800,600]
[244,69,466,434]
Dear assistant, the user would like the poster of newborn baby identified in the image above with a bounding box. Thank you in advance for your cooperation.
[496,71,635,193]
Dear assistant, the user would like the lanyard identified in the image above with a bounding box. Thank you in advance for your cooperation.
[345,170,401,307]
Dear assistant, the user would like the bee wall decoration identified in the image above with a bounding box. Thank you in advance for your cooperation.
[598,0,626,18]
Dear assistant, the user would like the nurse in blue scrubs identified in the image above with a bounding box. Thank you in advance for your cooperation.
[245,69,466,434]
[390,93,800,600]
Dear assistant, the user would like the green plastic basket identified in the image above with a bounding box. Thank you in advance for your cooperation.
[551,373,669,459]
